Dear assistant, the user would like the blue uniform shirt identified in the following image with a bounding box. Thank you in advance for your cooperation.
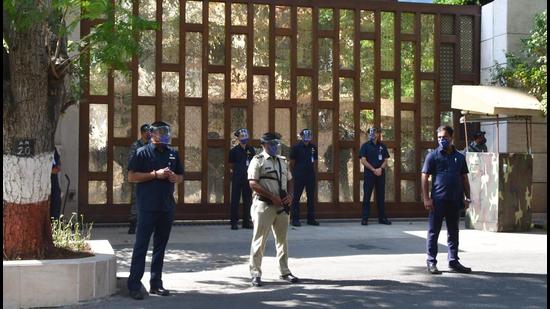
[128,143,184,212]
[422,146,469,203]
[359,140,390,176]
[289,141,318,177]
[228,144,256,179]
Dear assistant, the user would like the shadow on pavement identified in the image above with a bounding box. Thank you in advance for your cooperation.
[85,270,546,309]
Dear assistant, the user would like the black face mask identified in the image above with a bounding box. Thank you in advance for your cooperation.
[479,137,487,145]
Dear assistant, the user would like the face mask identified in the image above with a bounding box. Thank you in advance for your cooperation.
[152,126,171,144]
[368,129,376,141]
[266,141,280,156]
[239,138,249,144]
[439,138,450,150]
[302,130,312,142]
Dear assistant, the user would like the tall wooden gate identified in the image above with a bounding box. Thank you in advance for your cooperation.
[80,0,480,222]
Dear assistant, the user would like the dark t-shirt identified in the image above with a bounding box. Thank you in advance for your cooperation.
[422,146,469,203]
[228,144,256,179]
[290,141,318,177]
[359,140,390,176]
[128,143,184,212]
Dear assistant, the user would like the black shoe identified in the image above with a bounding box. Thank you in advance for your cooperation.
[379,218,392,225]
[149,286,170,296]
[449,261,472,273]
[361,219,369,226]
[242,222,253,229]
[129,290,144,300]
[307,220,320,226]
[251,276,262,287]
[291,221,301,227]
[280,273,299,284]
[427,262,442,275]
[231,224,238,230]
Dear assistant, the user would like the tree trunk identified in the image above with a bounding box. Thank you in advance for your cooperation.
[3,2,65,260]
[3,154,56,259]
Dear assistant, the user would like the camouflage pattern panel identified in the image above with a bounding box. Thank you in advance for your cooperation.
[497,153,533,232]
[465,152,499,231]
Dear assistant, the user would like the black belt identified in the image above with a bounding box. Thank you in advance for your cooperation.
[257,196,273,204]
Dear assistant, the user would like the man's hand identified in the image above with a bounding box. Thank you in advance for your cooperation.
[373,168,383,176]
[51,166,61,174]
[153,167,171,180]
[463,199,471,210]
[282,194,293,206]
[423,198,434,211]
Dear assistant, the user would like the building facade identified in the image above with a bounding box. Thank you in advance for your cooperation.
[56,0,483,222]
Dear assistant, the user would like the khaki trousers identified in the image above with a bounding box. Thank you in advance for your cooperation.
[249,200,291,277]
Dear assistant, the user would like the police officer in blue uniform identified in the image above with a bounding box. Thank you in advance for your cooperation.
[359,127,392,225]
[229,128,256,230]
[128,123,151,234]
[422,125,472,275]
[289,129,319,227]
[127,121,184,300]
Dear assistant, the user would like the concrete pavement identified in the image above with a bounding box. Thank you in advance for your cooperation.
[75,219,547,308]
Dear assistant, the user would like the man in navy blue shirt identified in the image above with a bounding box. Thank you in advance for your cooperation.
[422,125,472,275]
[289,129,319,227]
[359,127,392,225]
[126,121,184,300]
[228,128,256,230]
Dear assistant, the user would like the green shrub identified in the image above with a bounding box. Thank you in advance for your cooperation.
[51,213,93,252]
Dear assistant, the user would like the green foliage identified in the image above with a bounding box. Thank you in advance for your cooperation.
[4,0,158,104]
[492,11,547,115]
[434,0,480,5]
[51,213,93,252]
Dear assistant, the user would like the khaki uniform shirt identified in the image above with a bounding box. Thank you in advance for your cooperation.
[247,151,292,199]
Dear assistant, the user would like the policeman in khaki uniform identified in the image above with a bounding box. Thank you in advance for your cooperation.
[247,132,299,287]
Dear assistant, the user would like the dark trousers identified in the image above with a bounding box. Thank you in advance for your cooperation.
[127,210,174,291]
[291,175,316,222]
[230,176,252,225]
[50,178,62,220]
[426,200,460,264]
[362,172,386,221]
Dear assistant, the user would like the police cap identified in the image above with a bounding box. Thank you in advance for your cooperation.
[140,123,150,133]
[260,132,281,144]
[474,131,486,138]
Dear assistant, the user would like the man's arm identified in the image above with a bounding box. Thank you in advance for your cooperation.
[249,180,283,206]
[129,169,174,183]
[462,174,471,209]
[360,157,376,172]
[421,173,433,211]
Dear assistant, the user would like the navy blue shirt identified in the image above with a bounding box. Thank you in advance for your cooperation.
[359,140,390,175]
[228,144,256,179]
[128,143,184,212]
[422,146,469,203]
[289,141,318,177]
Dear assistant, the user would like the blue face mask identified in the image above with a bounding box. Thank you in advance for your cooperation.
[152,125,171,144]
[368,128,376,141]
[240,138,249,144]
[266,142,280,156]
[439,138,450,150]
[302,130,312,142]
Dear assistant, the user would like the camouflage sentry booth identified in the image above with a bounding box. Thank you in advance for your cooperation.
[465,152,533,232]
